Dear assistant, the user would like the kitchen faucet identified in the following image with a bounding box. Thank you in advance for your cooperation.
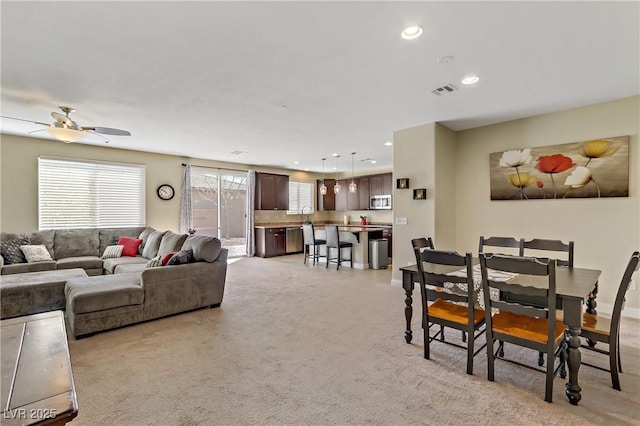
[300,205,312,224]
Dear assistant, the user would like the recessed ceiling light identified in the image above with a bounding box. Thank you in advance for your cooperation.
[304,168,309,171]
[384,141,393,146]
[371,160,377,164]
[462,75,480,85]
[293,161,300,165]
[332,153,340,157]
[401,26,423,40]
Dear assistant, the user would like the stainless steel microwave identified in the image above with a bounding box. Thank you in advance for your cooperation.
[370,194,392,210]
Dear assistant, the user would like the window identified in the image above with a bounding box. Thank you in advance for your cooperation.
[287,181,314,215]
[38,156,145,229]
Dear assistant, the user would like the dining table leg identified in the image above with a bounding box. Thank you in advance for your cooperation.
[402,270,415,343]
[563,299,583,405]
[586,281,599,347]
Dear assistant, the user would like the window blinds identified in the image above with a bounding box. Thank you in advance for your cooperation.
[287,181,314,214]
[38,156,145,229]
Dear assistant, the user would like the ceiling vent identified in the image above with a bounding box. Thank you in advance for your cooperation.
[230,150,247,155]
[431,84,458,96]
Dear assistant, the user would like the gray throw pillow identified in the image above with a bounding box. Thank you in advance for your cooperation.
[157,231,188,258]
[142,230,166,259]
[166,249,194,266]
[181,235,222,262]
[1,237,30,264]
[137,226,156,255]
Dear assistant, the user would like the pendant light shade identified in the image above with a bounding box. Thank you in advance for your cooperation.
[349,152,357,193]
[320,158,328,196]
[333,155,341,194]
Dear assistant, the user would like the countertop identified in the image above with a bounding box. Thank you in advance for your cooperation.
[254,222,392,230]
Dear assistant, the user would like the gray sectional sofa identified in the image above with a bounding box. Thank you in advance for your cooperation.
[0,227,228,337]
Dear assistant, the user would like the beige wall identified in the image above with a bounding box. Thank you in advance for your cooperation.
[393,96,639,317]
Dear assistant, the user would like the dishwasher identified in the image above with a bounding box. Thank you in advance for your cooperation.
[285,227,303,254]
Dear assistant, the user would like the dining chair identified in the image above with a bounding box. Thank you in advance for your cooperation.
[478,236,524,255]
[479,253,565,403]
[325,225,352,270]
[302,224,326,265]
[579,251,639,390]
[413,247,486,375]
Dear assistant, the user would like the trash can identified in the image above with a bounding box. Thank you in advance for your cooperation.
[369,239,389,269]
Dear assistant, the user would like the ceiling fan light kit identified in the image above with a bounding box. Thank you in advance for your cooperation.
[45,126,87,143]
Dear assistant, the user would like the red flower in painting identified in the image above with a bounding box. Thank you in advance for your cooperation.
[535,154,574,174]
[537,181,544,188]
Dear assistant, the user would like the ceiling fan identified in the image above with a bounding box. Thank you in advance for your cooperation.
[1,106,131,143]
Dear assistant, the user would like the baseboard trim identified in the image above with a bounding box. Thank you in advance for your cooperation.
[391,278,402,288]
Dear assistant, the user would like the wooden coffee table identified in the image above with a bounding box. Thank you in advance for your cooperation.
[1,311,78,425]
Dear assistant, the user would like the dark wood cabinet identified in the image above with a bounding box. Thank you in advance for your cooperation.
[255,227,286,257]
[346,178,359,210]
[334,179,349,211]
[382,173,393,195]
[383,227,393,259]
[317,179,335,211]
[369,173,392,196]
[255,172,289,210]
[358,176,370,210]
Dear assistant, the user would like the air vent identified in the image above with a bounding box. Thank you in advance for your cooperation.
[431,84,458,96]
[230,150,247,155]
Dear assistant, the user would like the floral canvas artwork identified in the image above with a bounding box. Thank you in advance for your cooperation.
[490,136,629,200]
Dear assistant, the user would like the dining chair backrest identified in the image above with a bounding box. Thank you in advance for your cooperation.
[478,236,524,256]
[411,237,434,250]
[325,225,340,249]
[610,251,640,334]
[302,224,316,245]
[522,238,574,267]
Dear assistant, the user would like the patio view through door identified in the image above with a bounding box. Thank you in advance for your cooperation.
[190,167,247,257]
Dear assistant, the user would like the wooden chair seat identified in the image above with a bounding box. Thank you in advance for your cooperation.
[582,312,611,336]
[493,311,564,345]
[429,299,485,326]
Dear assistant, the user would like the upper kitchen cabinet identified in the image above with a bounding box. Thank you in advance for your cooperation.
[317,179,335,211]
[334,179,349,211]
[369,173,392,196]
[358,176,370,210]
[255,172,289,210]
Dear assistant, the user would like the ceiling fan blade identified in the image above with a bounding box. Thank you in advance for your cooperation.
[83,126,131,136]
[1,115,51,127]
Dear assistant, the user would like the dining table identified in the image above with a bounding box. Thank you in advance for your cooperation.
[400,261,601,405]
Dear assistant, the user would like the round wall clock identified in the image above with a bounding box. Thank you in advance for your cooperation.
[157,184,175,200]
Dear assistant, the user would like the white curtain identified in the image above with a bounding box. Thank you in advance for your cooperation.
[179,163,192,234]
[246,170,256,256]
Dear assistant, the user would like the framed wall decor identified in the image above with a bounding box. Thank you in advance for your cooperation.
[397,178,410,189]
[489,136,629,200]
[413,188,426,200]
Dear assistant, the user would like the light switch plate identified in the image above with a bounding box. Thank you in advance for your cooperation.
[395,217,408,225]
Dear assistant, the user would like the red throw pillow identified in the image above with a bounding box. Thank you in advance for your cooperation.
[161,251,177,266]
[118,236,143,257]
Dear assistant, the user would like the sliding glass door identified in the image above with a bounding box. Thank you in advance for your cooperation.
[190,167,247,257]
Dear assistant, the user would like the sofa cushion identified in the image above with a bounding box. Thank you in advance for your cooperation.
[56,256,104,270]
[181,235,222,262]
[65,274,144,314]
[137,226,156,255]
[115,263,148,274]
[1,261,57,275]
[102,245,124,259]
[167,249,194,266]
[1,237,30,264]
[29,230,56,259]
[161,251,177,266]
[55,229,99,259]
[118,236,143,257]
[98,227,145,256]
[102,256,148,274]
[20,245,54,262]
[141,230,166,259]
[157,231,188,257]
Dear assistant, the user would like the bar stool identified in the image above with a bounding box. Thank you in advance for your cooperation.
[325,225,352,270]
[302,224,326,265]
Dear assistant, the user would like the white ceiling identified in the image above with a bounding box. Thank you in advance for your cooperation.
[1,1,638,174]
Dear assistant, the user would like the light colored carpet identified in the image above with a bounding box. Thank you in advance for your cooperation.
[67,255,640,425]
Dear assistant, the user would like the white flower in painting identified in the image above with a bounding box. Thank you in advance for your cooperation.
[564,166,592,188]
[499,149,532,168]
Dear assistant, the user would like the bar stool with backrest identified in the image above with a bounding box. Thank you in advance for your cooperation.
[302,224,326,265]
[580,251,640,390]
[480,253,566,402]
[413,247,486,375]
[325,225,352,270]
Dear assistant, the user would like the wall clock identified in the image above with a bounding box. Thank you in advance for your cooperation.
[157,184,175,200]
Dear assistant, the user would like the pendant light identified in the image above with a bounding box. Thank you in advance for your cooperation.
[333,155,341,194]
[320,158,328,196]
[349,152,357,193]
